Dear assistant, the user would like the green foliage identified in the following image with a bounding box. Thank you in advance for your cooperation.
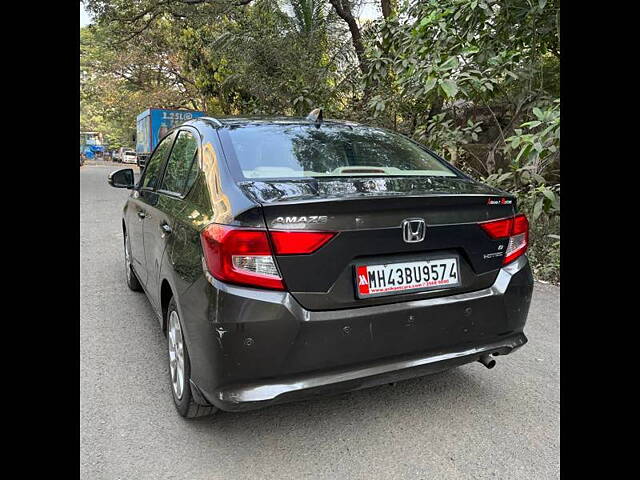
[83,0,350,118]
[80,21,200,149]
[363,0,560,155]
[483,101,560,282]
[414,114,483,163]
[485,101,560,223]
[505,99,560,176]
[526,217,560,284]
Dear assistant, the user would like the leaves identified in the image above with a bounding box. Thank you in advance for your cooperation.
[498,172,514,183]
[439,78,459,98]
[541,188,556,203]
[82,0,348,127]
[533,107,544,120]
[533,198,544,220]
[439,56,459,71]
[424,77,438,93]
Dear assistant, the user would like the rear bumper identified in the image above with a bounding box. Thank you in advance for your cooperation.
[185,256,533,411]
[213,332,526,411]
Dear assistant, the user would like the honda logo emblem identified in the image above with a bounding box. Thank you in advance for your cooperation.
[401,218,426,243]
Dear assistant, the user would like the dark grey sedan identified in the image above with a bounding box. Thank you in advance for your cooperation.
[108,112,533,418]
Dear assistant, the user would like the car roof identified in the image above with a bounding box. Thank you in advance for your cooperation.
[183,116,362,129]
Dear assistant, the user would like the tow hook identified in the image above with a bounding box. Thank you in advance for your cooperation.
[478,353,496,369]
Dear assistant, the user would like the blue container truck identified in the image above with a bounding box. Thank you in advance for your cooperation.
[135,108,205,167]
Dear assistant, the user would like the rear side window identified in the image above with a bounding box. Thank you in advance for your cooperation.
[141,133,175,190]
[160,130,199,195]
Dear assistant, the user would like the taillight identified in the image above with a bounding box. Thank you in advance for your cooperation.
[479,214,529,265]
[270,231,336,255]
[200,225,284,290]
[478,217,513,239]
[505,214,529,264]
[200,226,336,290]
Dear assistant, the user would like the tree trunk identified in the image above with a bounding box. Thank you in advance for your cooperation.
[328,0,368,75]
[427,95,444,121]
[381,0,396,19]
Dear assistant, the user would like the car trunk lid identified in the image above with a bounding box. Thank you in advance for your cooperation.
[239,176,515,310]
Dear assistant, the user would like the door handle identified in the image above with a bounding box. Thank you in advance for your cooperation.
[137,211,146,219]
[160,223,172,235]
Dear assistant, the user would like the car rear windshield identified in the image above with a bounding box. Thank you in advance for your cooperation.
[125,151,135,155]
[224,124,457,179]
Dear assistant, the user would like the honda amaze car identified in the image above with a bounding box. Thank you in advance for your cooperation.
[107,112,533,418]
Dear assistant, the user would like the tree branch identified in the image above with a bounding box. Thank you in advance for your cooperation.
[181,0,253,5]
[328,0,368,75]
[112,12,162,45]
[381,0,396,19]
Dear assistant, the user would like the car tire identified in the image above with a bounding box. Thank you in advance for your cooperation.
[124,230,143,292]
[166,297,218,419]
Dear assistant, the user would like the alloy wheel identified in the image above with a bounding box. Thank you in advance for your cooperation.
[168,310,185,400]
[124,233,132,282]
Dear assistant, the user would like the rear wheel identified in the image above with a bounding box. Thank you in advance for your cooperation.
[166,297,218,418]
[124,230,143,292]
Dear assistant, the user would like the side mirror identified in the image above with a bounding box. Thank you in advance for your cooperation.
[108,168,135,189]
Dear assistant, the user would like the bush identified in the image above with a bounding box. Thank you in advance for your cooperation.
[483,101,560,284]
[527,217,560,284]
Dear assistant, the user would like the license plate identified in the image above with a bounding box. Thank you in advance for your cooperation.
[355,257,460,298]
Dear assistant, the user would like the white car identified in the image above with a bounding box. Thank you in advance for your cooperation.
[122,151,137,164]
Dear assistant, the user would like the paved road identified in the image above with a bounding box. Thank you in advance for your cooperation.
[80,164,559,480]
